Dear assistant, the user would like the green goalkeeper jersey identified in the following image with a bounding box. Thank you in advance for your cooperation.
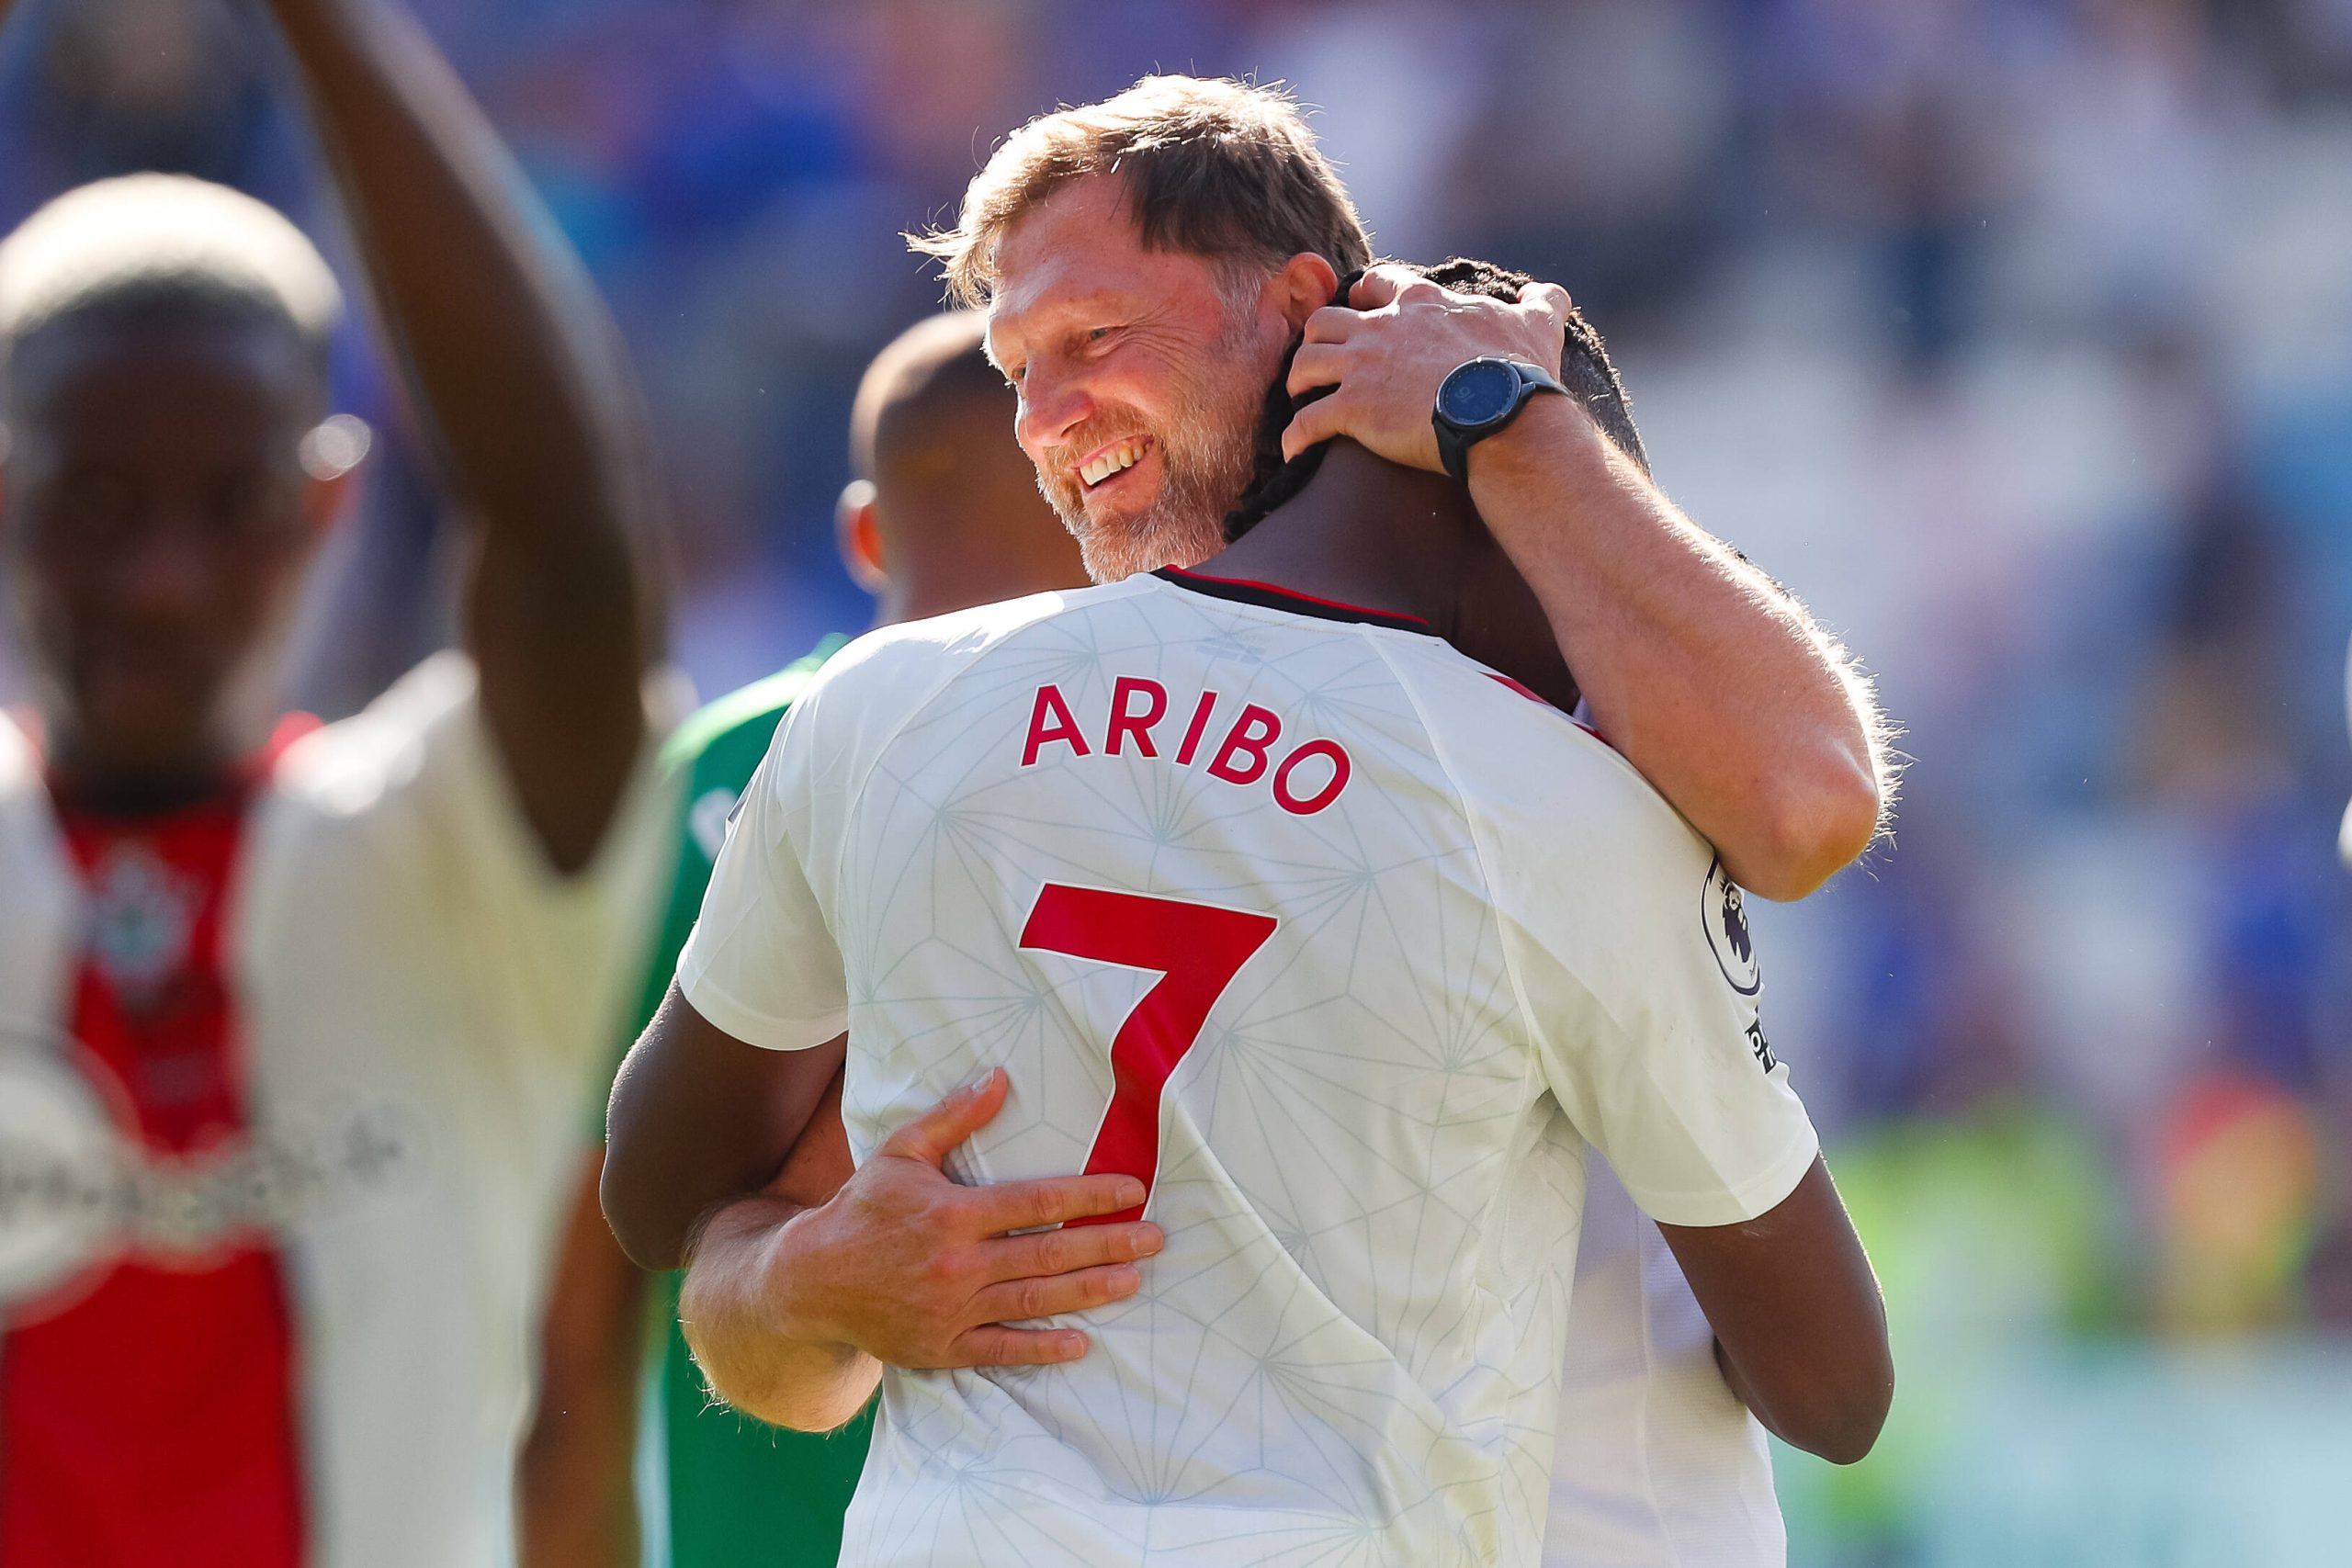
[624,637,871,1568]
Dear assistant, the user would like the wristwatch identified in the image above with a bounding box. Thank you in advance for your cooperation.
[1432,356,1567,481]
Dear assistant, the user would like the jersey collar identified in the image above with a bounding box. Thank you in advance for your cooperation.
[1151,567,1432,635]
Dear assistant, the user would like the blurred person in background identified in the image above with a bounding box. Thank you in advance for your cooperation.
[608,75,1896,1568]
[523,308,1086,1568]
[0,0,669,1562]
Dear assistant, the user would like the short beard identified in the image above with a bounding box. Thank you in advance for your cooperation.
[1039,303,1270,583]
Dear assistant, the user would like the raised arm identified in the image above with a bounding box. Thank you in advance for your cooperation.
[1284,266,1886,900]
[261,0,658,870]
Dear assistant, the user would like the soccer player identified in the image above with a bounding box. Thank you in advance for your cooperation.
[0,1,668,1562]
[610,227,1892,1561]
[524,308,1085,1568]
[610,76,1890,1566]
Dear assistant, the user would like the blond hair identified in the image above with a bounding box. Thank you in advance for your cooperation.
[911,75,1373,307]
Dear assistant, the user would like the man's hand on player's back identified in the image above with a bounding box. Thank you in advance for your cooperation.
[607,991,1168,1428]
[749,1068,1163,1371]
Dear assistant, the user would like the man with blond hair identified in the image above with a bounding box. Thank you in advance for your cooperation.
[610,76,1894,1566]
[907,76,1887,898]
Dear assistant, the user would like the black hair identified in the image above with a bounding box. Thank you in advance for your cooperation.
[1222,257,1648,542]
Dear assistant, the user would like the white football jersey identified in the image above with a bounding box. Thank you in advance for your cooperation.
[0,654,670,1567]
[681,569,1816,1568]
[1545,1164,1786,1567]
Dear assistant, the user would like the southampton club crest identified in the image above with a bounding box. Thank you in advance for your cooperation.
[86,843,198,1003]
[1702,854,1761,997]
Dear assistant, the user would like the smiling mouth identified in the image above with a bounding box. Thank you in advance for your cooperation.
[1078,435,1152,490]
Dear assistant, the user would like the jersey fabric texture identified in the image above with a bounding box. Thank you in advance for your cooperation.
[614,636,876,1568]
[679,570,1818,1568]
[0,653,670,1568]
[1545,1162,1787,1567]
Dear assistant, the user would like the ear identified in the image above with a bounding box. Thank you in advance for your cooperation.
[299,413,371,537]
[837,479,888,594]
[1270,253,1342,332]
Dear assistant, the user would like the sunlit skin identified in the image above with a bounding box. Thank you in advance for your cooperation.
[1,314,350,806]
[984,175,1333,583]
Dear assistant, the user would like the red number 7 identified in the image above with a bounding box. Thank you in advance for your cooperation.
[1019,884,1277,1227]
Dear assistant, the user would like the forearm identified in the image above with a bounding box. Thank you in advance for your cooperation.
[264,0,650,575]
[678,1195,881,1434]
[517,1382,639,1568]
[519,1157,644,1568]
[263,0,655,864]
[1471,400,1884,898]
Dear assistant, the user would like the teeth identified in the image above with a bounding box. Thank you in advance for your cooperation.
[1080,440,1146,487]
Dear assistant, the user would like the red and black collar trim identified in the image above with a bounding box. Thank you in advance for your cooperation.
[1152,567,1431,634]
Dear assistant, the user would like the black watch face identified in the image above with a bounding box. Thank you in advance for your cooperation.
[1440,359,1521,428]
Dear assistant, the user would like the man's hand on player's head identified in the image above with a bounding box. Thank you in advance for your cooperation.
[1282,265,1576,468]
[765,1067,1166,1371]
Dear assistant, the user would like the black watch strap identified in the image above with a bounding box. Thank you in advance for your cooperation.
[1434,359,1568,481]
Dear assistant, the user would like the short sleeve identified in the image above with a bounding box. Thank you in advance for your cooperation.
[267,651,677,1075]
[1400,652,1819,1232]
[1501,804,1816,1227]
[674,694,847,1052]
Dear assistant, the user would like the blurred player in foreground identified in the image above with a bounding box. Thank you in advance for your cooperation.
[612,77,1893,1566]
[610,234,1893,1562]
[522,309,1083,1568]
[0,0,668,1562]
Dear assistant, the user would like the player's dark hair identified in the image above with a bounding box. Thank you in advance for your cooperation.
[852,309,1013,485]
[1223,258,1648,543]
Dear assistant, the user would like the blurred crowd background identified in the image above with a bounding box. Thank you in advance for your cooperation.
[5,0,2351,1562]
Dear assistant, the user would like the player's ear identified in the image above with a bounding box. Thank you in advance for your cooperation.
[837,479,888,594]
[299,414,372,536]
[1272,253,1342,332]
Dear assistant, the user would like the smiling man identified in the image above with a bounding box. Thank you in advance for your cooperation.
[609,74,1894,1568]
[605,246,1893,1567]
[936,79,1888,899]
